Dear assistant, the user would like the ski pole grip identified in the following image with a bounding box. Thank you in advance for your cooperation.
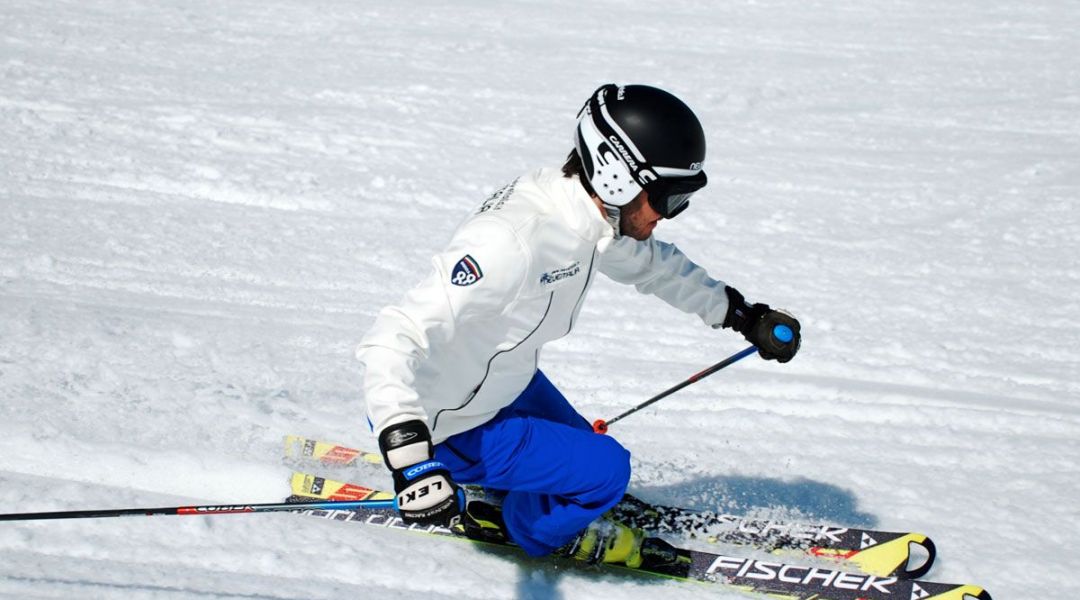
[592,419,609,435]
[772,324,794,343]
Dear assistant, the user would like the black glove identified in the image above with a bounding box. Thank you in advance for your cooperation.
[721,286,801,363]
[378,420,465,526]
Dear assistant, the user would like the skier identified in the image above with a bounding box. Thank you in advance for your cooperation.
[356,83,801,568]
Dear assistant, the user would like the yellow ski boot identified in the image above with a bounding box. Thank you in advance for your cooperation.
[564,519,646,568]
[454,501,510,544]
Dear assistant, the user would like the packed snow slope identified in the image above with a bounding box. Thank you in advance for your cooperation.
[2,0,1078,598]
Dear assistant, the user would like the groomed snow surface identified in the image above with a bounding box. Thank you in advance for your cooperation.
[2,1,1078,598]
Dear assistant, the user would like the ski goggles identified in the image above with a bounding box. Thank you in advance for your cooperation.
[645,170,708,219]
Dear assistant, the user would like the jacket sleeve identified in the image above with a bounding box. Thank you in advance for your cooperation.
[356,218,528,435]
[597,235,730,327]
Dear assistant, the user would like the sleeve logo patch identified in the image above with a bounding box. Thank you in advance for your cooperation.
[451,255,483,286]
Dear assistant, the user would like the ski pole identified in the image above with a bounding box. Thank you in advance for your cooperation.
[0,498,396,523]
[592,324,793,434]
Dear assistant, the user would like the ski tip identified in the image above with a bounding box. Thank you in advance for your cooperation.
[898,535,936,579]
[940,586,992,600]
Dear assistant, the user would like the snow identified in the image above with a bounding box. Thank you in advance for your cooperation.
[1,0,1078,598]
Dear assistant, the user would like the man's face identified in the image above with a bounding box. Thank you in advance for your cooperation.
[619,191,663,240]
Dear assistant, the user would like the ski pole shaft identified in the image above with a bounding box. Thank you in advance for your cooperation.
[0,498,396,523]
[592,346,755,434]
[592,325,793,434]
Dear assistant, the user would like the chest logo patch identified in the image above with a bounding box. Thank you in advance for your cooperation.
[540,261,581,286]
[451,255,484,287]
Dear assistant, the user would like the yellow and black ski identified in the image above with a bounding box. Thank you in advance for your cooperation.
[284,434,936,579]
[283,434,383,466]
[285,474,992,600]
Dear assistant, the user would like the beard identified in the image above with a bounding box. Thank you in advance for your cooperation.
[619,199,659,241]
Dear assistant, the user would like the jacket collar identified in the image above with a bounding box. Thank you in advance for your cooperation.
[541,169,614,245]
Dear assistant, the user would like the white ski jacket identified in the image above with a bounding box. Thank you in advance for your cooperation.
[357,168,732,444]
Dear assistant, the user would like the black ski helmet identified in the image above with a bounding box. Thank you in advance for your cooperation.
[574,84,707,218]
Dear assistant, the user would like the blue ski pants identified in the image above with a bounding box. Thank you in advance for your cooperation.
[433,370,631,557]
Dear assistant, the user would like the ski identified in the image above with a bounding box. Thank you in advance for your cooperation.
[283,434,382,466]
[287,494,991,600]
[283,434,936,579]
[286,471,933,580]
[608,495,938,580]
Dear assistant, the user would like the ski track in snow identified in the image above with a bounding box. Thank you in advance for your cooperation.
[2,0,1078,598]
